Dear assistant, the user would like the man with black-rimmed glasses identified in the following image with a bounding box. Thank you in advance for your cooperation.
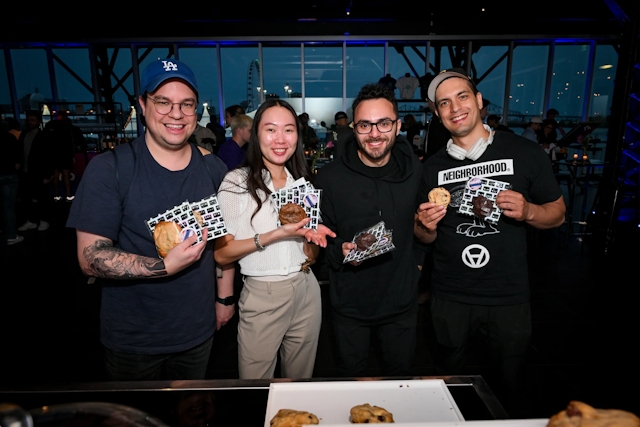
[315,83,424,377]
[67,59,233,381]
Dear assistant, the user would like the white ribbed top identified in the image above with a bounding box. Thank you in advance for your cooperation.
[217,167,306,279]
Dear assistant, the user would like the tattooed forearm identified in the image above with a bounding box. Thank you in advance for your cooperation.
[82,239,168,279]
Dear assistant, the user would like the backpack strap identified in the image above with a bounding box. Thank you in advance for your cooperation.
[111,141,137,207]
[192,142,218,188]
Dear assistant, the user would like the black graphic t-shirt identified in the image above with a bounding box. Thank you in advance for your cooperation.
[420,132,561,305]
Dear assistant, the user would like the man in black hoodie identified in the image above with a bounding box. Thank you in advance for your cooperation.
[315,84,424,377]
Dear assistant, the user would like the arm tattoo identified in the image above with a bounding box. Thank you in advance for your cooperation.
[83,239,168,279]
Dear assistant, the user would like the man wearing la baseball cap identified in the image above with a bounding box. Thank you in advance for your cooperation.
[140,58,199,97]
[67,58,233,381]
[415,66,566,417]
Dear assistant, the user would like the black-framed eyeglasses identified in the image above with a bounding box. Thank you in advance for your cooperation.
[147,96,197,116]
[354,118,397,134]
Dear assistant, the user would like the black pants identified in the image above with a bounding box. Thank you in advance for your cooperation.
[19,172,49,223]
[430,297,531,417]
[103,337,213,381]
[332,305,417,377]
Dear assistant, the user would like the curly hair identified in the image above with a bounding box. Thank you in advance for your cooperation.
[352,83,399,120]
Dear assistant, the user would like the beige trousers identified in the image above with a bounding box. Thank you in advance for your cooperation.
[237,271,322,379]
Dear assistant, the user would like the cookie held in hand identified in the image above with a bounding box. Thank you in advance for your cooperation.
[350,403,394,423]
[354,232,377,251]
[428,187,451,208]
[472,195,494,218]
[279,203,307,225]
[270,409,319,427]
[153,221,182,258]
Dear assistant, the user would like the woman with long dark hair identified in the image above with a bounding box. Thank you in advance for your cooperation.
[214,99,334,379]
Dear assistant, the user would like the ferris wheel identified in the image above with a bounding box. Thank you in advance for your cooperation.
[246,59,262,111]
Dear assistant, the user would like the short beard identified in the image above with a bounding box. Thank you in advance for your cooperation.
[357,136,394,162]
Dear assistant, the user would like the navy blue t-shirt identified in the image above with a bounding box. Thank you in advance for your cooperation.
[67,137,227,354]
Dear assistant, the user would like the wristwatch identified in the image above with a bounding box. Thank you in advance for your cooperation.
[215,295,236,305]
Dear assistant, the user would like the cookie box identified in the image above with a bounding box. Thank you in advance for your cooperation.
[264,379,464,426]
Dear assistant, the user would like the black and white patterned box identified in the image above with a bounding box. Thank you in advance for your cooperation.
[270,178,322,229]
[458,176,512,224]
[189,194,229,240]
[343,221,396,264]
[146,201,204,257]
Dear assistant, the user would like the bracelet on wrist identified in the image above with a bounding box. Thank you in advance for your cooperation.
[254,233,266,250]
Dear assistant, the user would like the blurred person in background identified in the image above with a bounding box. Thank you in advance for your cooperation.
[1,129,23,245]
[217,114,252,170]
[44,110,84,201]
[17,110,51,233]
[521,117,543,142]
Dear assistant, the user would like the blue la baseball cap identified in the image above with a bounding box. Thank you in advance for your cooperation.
[140,58,199,97]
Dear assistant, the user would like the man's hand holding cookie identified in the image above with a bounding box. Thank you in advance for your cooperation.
[162,226,209,276]
[415,187,449,243]
[429,187,451,208]
[417,187,449,229]
[341,241,363,266]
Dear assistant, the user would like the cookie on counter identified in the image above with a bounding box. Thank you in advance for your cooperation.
[547,401,640,427]
[350,403,394,423]
[270,409,319,427]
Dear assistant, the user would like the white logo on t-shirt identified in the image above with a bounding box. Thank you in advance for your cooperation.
[438,159,514,186]
[461,244,490,268]
[162,61,178,71]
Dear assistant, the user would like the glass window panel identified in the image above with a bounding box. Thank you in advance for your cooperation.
[10,48,52,115]
[96,47,136,138]
[304,44,343,138]
[179,47,221,126]
[590,44,617,141]
[304,44,342,99]
[388,43,427,83]
[387,43,428,129]
[471,45,508,120]
[346,44,384,98]
[102,47,137,141]
[387,43,427,102]
[220,44,259,115]
[107,47,134,110]
[262,44,302,103]
[53,48,92,104]
[0,51,13,118]
[509,44,549,128]
[549,44,590,127]
[427,43,458,74]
